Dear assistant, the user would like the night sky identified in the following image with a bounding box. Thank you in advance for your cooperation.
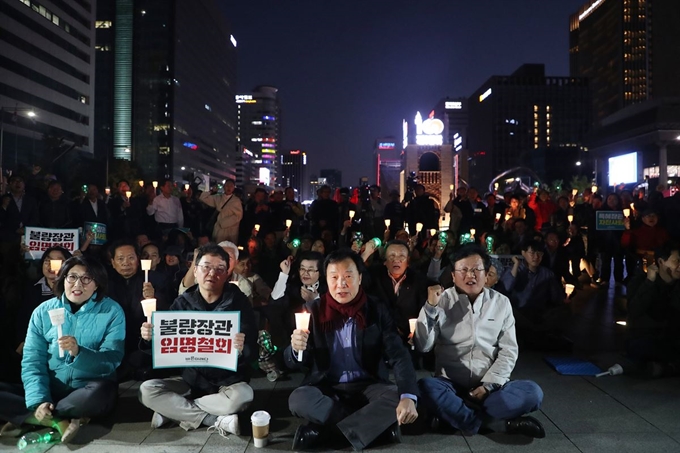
[222,0,586,191]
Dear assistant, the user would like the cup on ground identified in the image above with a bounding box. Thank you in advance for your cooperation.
[251,411,271,448]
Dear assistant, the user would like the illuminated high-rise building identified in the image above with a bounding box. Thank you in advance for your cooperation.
[236,85,281,187]
[320,169,342,190]
[570,0,680,124]
[0,0,96,173]
[95,0,237,184]
[467,64,591,189]
[280,150,306,199]
[373,137,400,195]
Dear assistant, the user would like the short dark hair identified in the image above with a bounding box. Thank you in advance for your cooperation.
[40,246,73,268]
[8,175,23,184]
[196,243,230,267]
[117,179,130,187]
[324,249,366,276]
[451,244,491,271]
[522,239,544,253]
[47,180,62,190]
[385,240,410,257]
[55,255,108,302]
[109,239,139,258]
[655,244,680,264]
[297,251,325,273]
[224,178,235,185]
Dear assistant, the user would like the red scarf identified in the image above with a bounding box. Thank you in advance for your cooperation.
[318,287,367,332]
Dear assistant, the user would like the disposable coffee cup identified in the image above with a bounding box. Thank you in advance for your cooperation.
[141,298,156,324]
[251,411,270,448]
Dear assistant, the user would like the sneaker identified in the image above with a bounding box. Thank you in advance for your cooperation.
[505,416,546,438]
[0,422,22,437]
[151,412,171,429]
[207,414,240,438]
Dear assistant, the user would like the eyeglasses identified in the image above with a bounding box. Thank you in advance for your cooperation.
[454,268,486,277]
[197,264,227,276]
[65,274,94,285]
[299,268,319,275]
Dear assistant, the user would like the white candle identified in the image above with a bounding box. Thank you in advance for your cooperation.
[138,180,144,187]
[572,189,578,196]
[48,308,65,358]
[285,219,292,228]
[470,228,476,237]
[349,210,355,220]
[384,219,391,228]
[141,298,157,324]
[141,259,152,282]
[415,222,423,233]
[409,318,417,350]
[623,208,630,218]
[125,191,132,199]
[565,284,575,297]
[591,185,597,194]
[105,187,111,195]
[254,224,260,232]
[295,312,311,361]
[568,214,574,223]
[152,181,158,188]
[495,213,501,221]
[429,228,436,237]
[184,183,190,191]
[505,213,511,221]
[449,184,454,190]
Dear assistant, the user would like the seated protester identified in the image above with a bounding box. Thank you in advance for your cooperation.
[178,241,248,296]
[365,240,428,346]
[107,240,169,380]
[0,256,124,442]
[14,248,72,360]
[415,244,545,438]
[286,250,419,451]
[505,218,532,255]
[266,251,326,348]
[234,251,272,308]
[485,257,504,290]
[156,245,187,302]
[501,240,570,351]
[139,244,257,434]
[541,231,575,286]
[626,245,680,377]
[621,209,670,274]
[141,242,162,271]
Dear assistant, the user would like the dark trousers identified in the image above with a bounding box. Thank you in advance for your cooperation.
[289,381,399,450]
[0,380,118,426]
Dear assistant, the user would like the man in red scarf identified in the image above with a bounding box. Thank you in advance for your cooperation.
[286,250,419,451]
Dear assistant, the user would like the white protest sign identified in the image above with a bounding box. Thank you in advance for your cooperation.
[152,311,241,371]
[24,227,80,260]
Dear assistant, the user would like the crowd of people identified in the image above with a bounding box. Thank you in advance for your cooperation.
[1,170,679,449]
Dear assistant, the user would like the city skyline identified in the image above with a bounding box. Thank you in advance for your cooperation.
[225,0,586,187]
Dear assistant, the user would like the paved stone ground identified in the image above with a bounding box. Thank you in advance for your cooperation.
[3,279,680,452]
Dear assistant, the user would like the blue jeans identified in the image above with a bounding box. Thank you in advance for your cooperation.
[418,377,543,434]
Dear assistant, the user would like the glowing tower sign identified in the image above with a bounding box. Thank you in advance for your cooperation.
[414,111,444,146]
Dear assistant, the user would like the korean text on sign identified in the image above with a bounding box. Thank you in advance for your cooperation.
[152,311,241,372]
[24,227,80,260]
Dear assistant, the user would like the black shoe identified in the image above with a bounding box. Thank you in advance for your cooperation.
[387,422,402,444]
[505,416,546,438]
[292,424,321,451]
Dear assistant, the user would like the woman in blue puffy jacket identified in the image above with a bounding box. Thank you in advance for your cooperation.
[0,255,125,443]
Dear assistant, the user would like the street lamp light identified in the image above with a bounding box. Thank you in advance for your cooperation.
[0,106,38,177]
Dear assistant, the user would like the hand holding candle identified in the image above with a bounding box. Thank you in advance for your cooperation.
[294,312,311,361]
[48,308,66,358]
[141,298,156,324]
[141,259,152,282]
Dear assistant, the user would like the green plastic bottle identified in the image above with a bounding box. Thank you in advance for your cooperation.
[17,431,60,450]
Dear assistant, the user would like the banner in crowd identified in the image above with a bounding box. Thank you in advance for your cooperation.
[83,222,107,245]
[490,255,519,270]
[24,227,80,260]
[152,311,241,371]
[595,211,625,231]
